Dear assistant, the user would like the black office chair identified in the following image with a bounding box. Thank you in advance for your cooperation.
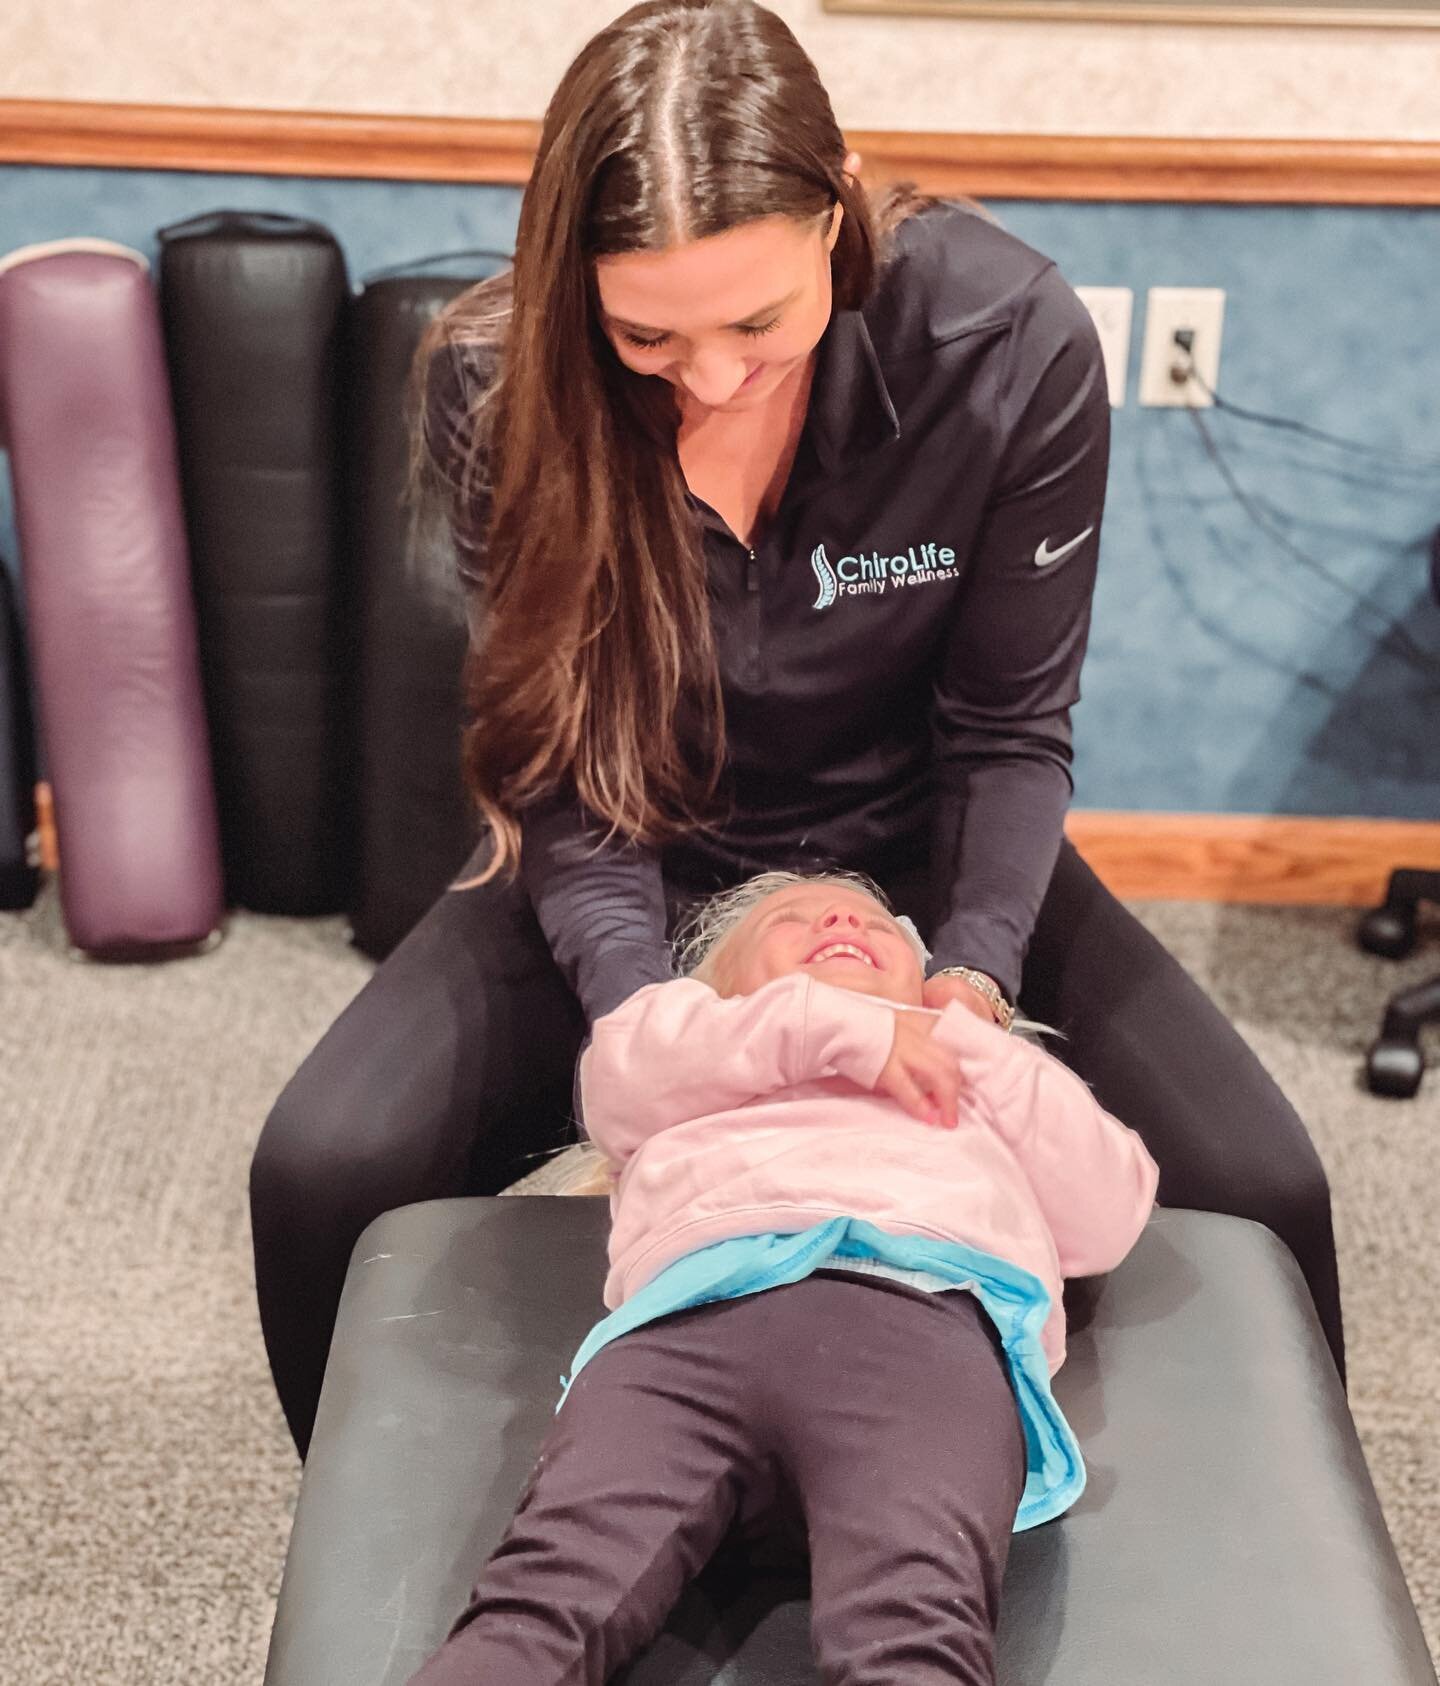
[1359,871,1440,1097]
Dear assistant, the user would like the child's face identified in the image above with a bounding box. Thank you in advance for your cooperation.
[708,882,925,1007]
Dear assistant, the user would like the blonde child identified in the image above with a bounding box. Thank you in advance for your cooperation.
[408,870,1158,1686]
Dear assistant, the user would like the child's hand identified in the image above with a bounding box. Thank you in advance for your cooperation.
[874,1012,962,1129]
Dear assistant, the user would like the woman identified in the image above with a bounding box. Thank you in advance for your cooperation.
[250,0,1341,1462]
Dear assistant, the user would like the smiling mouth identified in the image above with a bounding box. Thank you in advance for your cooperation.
[805,942,879,969]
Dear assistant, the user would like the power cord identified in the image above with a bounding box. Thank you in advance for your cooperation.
[1167,330,1440,473]
[1167,334,1440,683]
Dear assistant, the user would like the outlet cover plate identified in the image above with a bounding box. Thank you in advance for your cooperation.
[1140,286,1225,407]
[1074,286,1132,408]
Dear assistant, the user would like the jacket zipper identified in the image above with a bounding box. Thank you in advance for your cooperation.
[744,545,761,684]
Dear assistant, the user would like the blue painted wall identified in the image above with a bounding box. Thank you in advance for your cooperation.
[1,162,1436,819]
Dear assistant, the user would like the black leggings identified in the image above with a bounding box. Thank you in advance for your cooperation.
[250,837,1344,1459]
[406,1274,1026,1686]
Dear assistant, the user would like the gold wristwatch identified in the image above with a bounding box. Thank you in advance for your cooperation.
[932,966,1015,1033]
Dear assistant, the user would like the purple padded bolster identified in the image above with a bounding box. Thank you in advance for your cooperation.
[0,242,223,952]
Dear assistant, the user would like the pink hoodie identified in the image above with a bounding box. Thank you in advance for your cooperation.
[579,972,1160,1375]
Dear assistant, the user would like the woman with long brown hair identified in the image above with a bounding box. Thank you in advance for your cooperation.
[250,0,1342,1466]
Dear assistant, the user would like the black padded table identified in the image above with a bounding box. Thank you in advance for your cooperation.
[264,1201,1437,1686]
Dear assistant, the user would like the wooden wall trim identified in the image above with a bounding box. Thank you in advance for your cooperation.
[29,790,1439,903]
[4,99,1440,204]
[865,130,1440,206]
[1065,812,1440,905]
[0,101,540,186]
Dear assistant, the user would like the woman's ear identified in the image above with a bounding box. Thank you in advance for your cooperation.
[826,200,845,254]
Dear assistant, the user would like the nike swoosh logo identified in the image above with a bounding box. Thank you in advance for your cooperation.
[1034,526,1095,568]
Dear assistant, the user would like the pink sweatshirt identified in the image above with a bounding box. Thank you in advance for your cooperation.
[579,973,1160,1375]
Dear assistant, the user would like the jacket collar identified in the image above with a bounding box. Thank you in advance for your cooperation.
[683,307,903,537]
[806,307,901,476]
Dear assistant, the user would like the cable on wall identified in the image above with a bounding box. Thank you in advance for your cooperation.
[1168,343,1440,685]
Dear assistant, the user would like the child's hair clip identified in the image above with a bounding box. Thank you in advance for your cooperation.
[894,914,931,966]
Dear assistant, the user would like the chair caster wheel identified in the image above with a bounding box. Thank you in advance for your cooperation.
[1365,1037,1424,1099]
[1357,905,1416,959]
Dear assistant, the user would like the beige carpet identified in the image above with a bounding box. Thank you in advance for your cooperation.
[1,880,1436,1682]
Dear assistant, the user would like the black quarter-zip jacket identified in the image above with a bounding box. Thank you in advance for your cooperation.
[429,203,1110,1022]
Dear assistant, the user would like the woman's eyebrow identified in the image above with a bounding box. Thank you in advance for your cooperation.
[605,287,801,335]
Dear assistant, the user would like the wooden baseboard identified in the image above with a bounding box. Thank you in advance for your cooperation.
[1065,811,1440,905]
[4,100,1440,205]
[29,787,1435,906]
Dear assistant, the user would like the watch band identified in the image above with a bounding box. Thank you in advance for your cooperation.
[932,966,1015,1033]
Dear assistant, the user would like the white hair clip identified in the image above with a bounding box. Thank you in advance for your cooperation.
[894,914,931,966]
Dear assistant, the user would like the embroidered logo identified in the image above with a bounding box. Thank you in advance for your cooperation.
[810,540,959,610]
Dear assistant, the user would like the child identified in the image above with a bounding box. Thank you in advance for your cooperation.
[407,870,1159,1686]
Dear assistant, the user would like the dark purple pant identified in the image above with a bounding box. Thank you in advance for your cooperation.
[406,1271,1028,1686]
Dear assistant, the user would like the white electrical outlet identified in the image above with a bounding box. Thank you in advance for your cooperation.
[1074,286,1132,408]
[1139,287,1225,407]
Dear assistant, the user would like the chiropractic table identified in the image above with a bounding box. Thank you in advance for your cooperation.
[262,1199,1437,1685]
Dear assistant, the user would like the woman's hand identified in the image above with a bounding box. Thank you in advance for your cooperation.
[922,971,1003,1025]
[874,1012,963,1129]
